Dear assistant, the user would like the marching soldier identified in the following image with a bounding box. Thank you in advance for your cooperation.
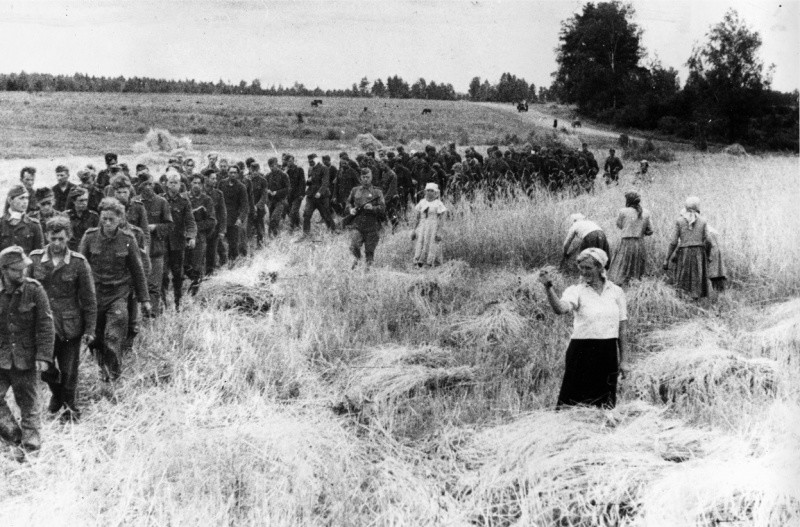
[347,168,386,269]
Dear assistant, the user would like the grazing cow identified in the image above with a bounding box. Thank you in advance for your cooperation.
[363,107,369,113]
[296,112,304,124]
[421,108,432,115]
[311,99,323,107]
[517,102,529,112]
[571,120,582,128]
[553,119,558,128]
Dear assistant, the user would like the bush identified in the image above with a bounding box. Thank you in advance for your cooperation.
[190,127,209,135]
[623,138,675,162]
[657,116,679,135]
[618,133,630,147]
[325,128,340,141]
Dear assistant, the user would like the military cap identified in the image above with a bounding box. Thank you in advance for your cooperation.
[339,152,349,158]
[307,153,317,160]
[35,187,55,202]
[104,153,118,164]
[55,165,69,174]
[321,155,331,161]
[245,157,256,167]
[0,246,32,268]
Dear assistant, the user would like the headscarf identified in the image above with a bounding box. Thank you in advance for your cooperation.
[625,191,642,218]
[577,248,608,279]
[681,196,701,229]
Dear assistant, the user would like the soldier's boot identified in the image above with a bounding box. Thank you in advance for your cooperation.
[47,384,63,413]
[20,428,41,452]
[0,409,22,445]
[62,390,81,423]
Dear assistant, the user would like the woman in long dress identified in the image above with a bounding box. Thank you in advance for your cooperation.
[411,183,447,268]
[663,196,709,299]
[608,192,653,284]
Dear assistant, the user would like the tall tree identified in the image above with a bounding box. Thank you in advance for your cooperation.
[686,9,773,142]
[553,2,643,114]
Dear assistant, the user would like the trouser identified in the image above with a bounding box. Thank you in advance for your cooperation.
[148,255,165,317]
[163,248,185,310]
[250,207,266,245]
[238,217,249,257]
[350,229,380,264]
[226,224,241,261]
[128,293,140,336]
[303,195,335,234]
[288,197,303,230]
[216,232,229,267]
[386,195,400,230]
[185,236,207,296]
[46,336,81,411]
[94,296,128,381]
[206,231,220,275]
[0,368,38,444]
[267,200,286,237]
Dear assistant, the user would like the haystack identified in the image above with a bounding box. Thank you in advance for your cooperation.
[736,299,800,368]
[196,256,288,315]
[342,345,476,412]
[459,402,721,526]
[356,133,383,151]
[722,143,748,156]
[132,128,201,170]
[629,345,780,408]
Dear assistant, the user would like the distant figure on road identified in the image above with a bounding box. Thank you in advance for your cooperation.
[604,148,623,185]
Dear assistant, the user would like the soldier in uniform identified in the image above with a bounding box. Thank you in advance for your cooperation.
[79,198,150,381]
[52,165,77,212]
[34,188,58,225]
[67,188,99,252]
[263,158,289,238]
[28,217,96,420]
[20,167,39,217]
[138,174,172,317]
[162,170,197,311]
[185,174,216,295]
[76,169,105,212]
[1,185,44,255]
[96,153,118,190]
[247,162,268,248]
[347,168,386,269]
[219,166,249,263]
[302,153,336,237]
[202,170,226,274]
[285,155,306,232]
[604,148,623,185]
[0,246,55,452]
[334,154,361,217]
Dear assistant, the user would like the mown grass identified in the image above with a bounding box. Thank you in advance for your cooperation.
[0,138,798,524]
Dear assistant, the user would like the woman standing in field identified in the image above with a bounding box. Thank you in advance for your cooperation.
[663,196,709,299]
[539,248,627,409]
[608,192,653,284]
[411,182,447,268]
[0,185,44,254]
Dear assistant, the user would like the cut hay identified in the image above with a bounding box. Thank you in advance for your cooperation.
[133,127,194,153]
[451,300,528,346]
[458,402,721,526]
[355,132,383,151]
[195,256,289,314]
[643,319,727,352]
[736,299,800,368]
[639,401,800,526]
[722,143,748,156]
[628,345,780,409]
[342,345,477,411]
[405,139,435,153]
[626,278,699,328]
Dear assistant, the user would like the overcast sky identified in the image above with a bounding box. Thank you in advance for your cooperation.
[1,0,797,92]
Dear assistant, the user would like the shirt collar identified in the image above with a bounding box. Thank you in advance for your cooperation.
[42,246,71,264]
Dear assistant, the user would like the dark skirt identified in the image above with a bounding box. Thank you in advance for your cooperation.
[556,339,619,409]
[580,230,611,268]
[608,237,646,284]
[674,245,708,299]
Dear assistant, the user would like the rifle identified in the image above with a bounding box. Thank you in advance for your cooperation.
[342,195,382,228]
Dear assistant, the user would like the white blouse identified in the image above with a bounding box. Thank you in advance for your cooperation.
[560,280,627,339]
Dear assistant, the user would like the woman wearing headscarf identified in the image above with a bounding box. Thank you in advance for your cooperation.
[539,248,627,408]
[411,182,447,268]
[664,196,709,299]
[562,213,610,268]
[0,185,44,254]
[608,192,653,284]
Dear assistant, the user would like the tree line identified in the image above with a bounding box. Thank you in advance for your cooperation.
[551,2,798,151]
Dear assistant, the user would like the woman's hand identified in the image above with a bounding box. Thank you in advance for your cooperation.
[538,269,553,287]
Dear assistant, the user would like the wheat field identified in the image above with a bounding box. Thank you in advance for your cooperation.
[0,95,798,526]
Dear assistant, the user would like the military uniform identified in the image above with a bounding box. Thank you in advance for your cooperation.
[303,162,335,234]
[68,209,100,252]
[219,178,249,261]
[29,247,96,415]
[264,168,290,237]
[0,214,44,255]
[186,191,216,295]
[162,191,197,311]
[140,192,172,317]
[79,227,149,380]
[248,172,268,246]
[286,165,306,230]
[347,185,385,265]
[205,185,226,274]
[0,276,55,449]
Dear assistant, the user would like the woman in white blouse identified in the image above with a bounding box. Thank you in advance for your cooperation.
[539,248,628,408]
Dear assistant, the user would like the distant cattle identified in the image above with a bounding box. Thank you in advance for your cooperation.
[517,102,529,112]
[311,99,323,107]
[421,108,432,115]
[363,107,369,113]
[296,112,304,124]
[571,120,582,128]
[553,119,558,128]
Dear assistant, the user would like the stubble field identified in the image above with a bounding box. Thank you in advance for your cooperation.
[0,93,798,526]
